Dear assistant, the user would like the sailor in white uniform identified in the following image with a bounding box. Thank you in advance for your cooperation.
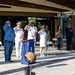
[24,20,38,53]
[38,25,47,57]
[24,20,38,42]
[14,22,24,58]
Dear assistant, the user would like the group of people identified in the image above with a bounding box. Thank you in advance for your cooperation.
[3,20,50,62]
[55,24,73,50]
[24,21,50,57]
[3,20,73,62]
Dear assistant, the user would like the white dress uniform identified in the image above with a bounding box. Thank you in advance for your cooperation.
[14,28,24,57]
[27,26,37,41]
[39,31,46,47]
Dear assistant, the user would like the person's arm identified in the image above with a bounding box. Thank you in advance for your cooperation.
[13,26,17,30]
[55,31,60,35]
[35,27,38,37]
[65,28,68,37]
[48,30,50,41]
[13,26,18,33]
[38,30,41,34]
[22,28,24,35]
[72,28,73,38]
[24,24,29,30]
[3,24,9,32]
[22,29,25,40]
[35,32,38,37]
[38,29,43,35]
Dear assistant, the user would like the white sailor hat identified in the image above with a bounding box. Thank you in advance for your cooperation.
[29,20,34,23]
[40,25,45,28]
[16,21,21,25]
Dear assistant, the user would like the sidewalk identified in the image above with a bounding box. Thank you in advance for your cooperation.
[0,53,75,75]
[0,46,75,75]
[32,58,75,75]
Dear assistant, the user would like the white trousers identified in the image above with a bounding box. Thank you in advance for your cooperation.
[15,39,22,57]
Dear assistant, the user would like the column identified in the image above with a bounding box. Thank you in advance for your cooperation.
[71,15,75,49]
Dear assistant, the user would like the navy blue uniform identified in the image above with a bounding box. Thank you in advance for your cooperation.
[65,27,73,50]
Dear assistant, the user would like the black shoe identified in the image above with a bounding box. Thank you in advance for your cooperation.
[5,60,14,62]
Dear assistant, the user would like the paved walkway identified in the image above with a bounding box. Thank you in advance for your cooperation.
[33,58,75,75]
[0,46,75,75]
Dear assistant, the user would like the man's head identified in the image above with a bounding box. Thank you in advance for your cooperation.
[45,25,49,30]
[16,21,21,28]
[40,25,45,31]
[68,24,71,28]
[6,21,11,26]
[29,20,34,26]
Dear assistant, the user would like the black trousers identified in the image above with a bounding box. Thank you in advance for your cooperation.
[66,37,72,50]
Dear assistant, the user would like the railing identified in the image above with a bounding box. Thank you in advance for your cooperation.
[52,38,66,49]
[35,41,55,55]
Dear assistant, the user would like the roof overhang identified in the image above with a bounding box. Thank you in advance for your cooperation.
[0,0,74,16]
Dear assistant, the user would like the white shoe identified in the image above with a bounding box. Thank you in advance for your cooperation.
[40,55,43,57]
[16,56,19,58]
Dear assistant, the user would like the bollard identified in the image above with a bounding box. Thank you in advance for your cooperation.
[24,52,36,75]
[31,72,36,75]
[24,66,30,75]
[24,60,36,75]
[24,66,36,75]
[24,60,30,75]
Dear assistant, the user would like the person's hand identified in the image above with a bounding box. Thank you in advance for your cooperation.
[8,23,11,26]
[28,24,31,26]
[6,21,11,26]
[14,26,17,29]
[24,24,29,30]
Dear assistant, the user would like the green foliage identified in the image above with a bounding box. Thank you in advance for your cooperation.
[38,22,41,30]
[20,21,27,28]
[28,17,36,26]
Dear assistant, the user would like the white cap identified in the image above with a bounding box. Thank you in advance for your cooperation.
[40,25,45,28]
[29,20,34,23]
[16,21,21,25]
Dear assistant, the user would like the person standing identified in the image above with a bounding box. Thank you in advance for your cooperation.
[45,25,50,41]
[3,21,15,62]
[65,24,73,50]
[24,20,38,53]
[38,25,47,57]
[24,20,38,42]
[56,25,63,50]
[14,21,24,58]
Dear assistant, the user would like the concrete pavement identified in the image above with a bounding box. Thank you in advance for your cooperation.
[32,58,75,75]
[0,53,75,75]
[0,46,75,75]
